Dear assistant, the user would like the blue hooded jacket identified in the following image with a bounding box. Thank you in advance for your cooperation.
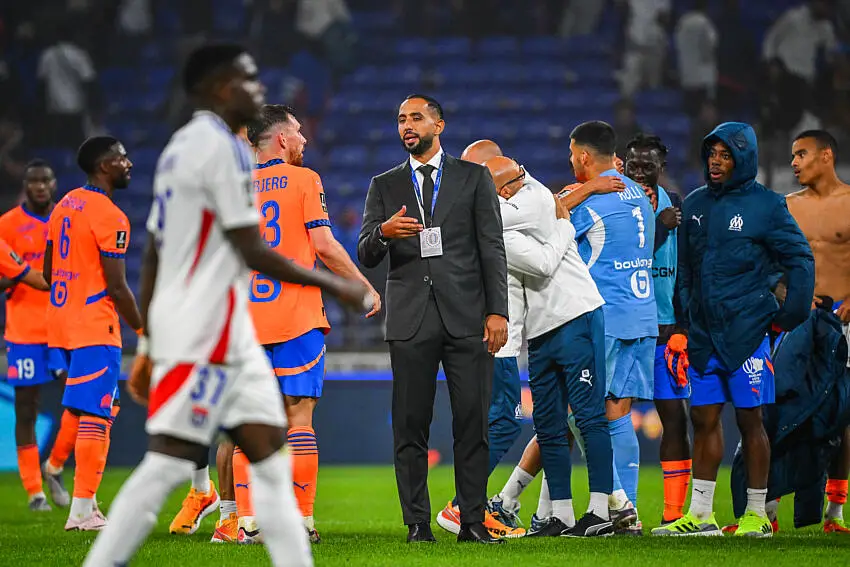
[678,122,815,373]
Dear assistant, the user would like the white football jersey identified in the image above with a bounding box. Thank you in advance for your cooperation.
[146,111,261,364]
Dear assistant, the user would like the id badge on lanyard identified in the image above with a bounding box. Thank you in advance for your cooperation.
[412,155,445,258]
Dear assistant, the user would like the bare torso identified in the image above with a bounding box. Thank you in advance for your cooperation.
[786,184,850,302]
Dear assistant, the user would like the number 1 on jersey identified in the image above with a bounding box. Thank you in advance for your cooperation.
[632,207,646,249]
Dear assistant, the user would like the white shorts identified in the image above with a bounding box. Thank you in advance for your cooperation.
[146,347,287,446]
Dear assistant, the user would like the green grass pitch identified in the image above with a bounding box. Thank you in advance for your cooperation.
[1,465,848,566]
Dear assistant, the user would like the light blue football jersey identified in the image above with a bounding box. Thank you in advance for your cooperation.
[572,169,658,339]
[653,186,677,326]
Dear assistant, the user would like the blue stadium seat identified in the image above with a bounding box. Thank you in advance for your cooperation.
[522,37,567,60]
[475,37,520,59]
[327,146,370,169]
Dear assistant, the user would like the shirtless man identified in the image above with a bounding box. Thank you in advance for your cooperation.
[786,129,850,534]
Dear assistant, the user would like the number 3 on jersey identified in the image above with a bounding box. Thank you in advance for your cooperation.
[262,201,281,248]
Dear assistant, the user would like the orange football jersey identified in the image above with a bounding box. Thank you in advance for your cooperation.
[249,160,330,344]
[46,185,130,350]
[0,206,50,344]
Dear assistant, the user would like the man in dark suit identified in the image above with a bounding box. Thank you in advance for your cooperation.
[358,95,509,544]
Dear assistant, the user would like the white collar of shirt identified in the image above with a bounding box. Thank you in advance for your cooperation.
[409,147,444,181]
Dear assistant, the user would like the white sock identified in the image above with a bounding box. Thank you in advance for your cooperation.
[69,497,94,521]
[251,450,313,567]
[220,500,237,518]
[83,452,194,567]
[765,498,779,522]
[588,492,609,520]
[191,465,211,493]
[689,479,716,520]
[304,515,315,531]
[552,499,576,528]
[608,489,628,510]
[29,491,47,502]
[45,461,62,475]
[501,466,535,508]
[745,487,768,517]
[536,473,552,518]
[825,500,844,521]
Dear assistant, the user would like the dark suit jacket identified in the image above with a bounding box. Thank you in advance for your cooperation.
[358,153,508,341]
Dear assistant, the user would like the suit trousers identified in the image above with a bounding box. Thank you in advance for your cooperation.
[389,291,493,525]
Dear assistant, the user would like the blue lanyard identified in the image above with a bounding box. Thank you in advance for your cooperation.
[410,153,445,225]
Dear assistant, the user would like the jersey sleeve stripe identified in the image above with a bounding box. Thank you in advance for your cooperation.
[101,251,126,259]
[305,219,332,230]
[85,289,108,305]
[187,209,215,282]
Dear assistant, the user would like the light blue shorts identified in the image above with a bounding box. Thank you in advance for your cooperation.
[604,335,655,401]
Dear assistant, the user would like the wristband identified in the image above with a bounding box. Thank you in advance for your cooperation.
[136,333,149,356]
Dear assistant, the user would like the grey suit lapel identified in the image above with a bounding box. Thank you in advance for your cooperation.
[432,155,467,226]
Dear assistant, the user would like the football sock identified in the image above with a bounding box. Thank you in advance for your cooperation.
[588,492,609,520]
[826,479,847,520]
[73,416,109,502]
[689,479,716,520]
[82,452,194,567]
[502,466,535,509]
[192,465,211,494]
[661,459,692,522]
[17,444,43,497]
[609,489,629,510]
[47,410,79,472]
[745,487,768,517]
[220,499,237,519]
[104,405,120,458]
[765,498,780,522]
[610,413,640,506]
[233,446,254,518]
[536,472,552,518]
[552,499,576,528]
[251,450,313,567]
[289,427,318,517]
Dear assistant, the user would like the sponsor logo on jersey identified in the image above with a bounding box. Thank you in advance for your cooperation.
[116,231,127,249]
[614,257,653,270]
[579,369,593,387]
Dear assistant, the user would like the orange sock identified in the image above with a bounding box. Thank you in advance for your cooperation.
[104,405,120,457]
[288,426,318,517]
[661,459,692,522]
[827,479,849,505]
[48,410,79,471]
[17,444,43,497]
[233,446,254,517]
[73,416,109,498]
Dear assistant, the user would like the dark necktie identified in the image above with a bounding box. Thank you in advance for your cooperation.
[418,164,435,225]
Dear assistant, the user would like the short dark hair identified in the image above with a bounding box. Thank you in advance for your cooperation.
[246,104,297,146]
[570,121,617,156]
[24,158,54,175]
[183,43,246,95]
[77,136,121,175]
[626,134,668,159]
[403,94,444,120]
[794,129,838,158]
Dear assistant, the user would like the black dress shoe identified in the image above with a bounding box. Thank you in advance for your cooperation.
[457,522,504,544]
[407,522,437,543]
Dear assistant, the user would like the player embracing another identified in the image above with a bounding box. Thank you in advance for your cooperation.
[652,122,814,537]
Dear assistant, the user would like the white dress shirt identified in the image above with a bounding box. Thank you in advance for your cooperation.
[409,148,444,223]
